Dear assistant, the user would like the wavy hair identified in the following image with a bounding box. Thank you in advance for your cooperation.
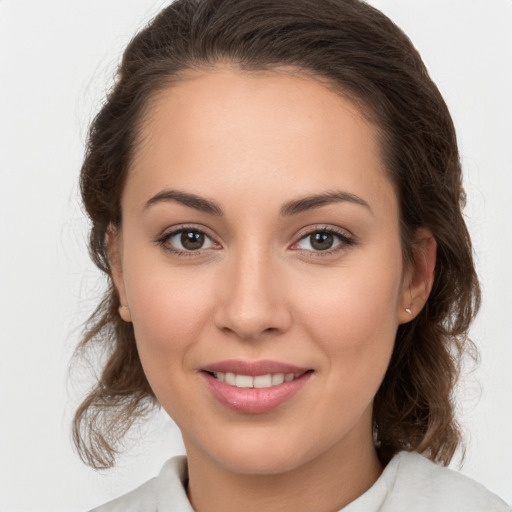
[73,0,480,469]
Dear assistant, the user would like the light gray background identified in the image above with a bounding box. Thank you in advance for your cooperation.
[1,1,511,510]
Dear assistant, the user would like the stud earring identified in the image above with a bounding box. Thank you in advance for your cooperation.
[405,284,413,315]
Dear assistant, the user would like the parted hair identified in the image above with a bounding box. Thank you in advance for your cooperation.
[74,0,480,469]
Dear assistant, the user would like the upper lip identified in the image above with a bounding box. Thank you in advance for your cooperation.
[201,359,311,376]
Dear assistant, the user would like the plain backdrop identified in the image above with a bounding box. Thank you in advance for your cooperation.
[1,1,511,510]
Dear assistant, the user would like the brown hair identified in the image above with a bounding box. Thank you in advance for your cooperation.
[74,0,480,469]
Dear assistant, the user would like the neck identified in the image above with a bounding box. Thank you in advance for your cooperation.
[185,428,383,512]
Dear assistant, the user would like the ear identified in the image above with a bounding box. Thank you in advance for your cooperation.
[398,227,437,324]
[107,224,132,323]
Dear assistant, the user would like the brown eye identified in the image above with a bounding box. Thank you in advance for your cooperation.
[293,228,354,254]
[310,232,334,251]
[163,228,217,252]
[181,231,205,250]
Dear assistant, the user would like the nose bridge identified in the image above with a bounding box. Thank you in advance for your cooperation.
[214,239,290,340]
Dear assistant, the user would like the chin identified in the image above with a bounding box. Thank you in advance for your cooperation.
[186,424,338,477]
[215,446,310,476]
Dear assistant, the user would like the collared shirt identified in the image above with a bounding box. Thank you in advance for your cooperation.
[90,451,510,511]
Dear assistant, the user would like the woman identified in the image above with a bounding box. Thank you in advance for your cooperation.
[73,0,510,510]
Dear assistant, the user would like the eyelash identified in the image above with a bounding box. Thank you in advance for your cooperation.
[155,225,219,257]
[293,226,355,257]
[155,225,355,258]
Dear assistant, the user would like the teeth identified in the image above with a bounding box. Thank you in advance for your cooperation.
[272,373,285,385]
[235,374,253,388]
[254,374,272,388]
[213,372,303,389]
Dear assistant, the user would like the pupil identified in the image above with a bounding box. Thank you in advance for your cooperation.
[311,232,333,251]
[181,231,204,250]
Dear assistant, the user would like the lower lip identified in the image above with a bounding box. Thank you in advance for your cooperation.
[202,372,312,414]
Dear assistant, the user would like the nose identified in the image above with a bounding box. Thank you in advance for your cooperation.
[213,248,292,341]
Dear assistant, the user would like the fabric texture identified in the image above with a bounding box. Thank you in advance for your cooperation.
[90,451,510,512]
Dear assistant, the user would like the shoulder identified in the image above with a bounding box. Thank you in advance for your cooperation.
[89,478,158,512]
[383,451,510,512]
[88,456,191,512]
[90,478,157,512]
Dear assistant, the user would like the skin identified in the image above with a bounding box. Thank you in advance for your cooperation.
[110,66,436,512]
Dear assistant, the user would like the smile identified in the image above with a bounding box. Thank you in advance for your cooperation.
[211,372,303,389]
[201,360,313,414]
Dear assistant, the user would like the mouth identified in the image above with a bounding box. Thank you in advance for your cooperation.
[200,360,314,414]
[206,371,309,389]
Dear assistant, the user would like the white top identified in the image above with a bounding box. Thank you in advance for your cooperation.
[90,451,510,511]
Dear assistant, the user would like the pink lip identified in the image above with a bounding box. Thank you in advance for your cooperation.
[200,359,313,414]
[202,359,310,376]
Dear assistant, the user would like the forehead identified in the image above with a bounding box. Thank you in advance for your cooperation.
[126,65,395,217]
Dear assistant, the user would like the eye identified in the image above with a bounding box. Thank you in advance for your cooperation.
[159,228,218,253]
[293,228,354,253]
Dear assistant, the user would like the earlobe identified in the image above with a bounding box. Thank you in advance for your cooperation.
[118,304,132,323]
[106,225,132,323]
[399,228,437,324]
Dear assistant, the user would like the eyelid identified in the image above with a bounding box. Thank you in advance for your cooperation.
[289,224,355,254]
[156,224,221,255]
[294,224,354,240]
[155,223,355,257]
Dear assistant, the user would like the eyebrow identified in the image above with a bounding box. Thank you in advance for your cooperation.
[144,189,224,215]
[144,188,371,216]
[280,191,372,216]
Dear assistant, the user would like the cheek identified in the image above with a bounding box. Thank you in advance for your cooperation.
[297,258,402,340]
[123,254,215,371]
[292,266,400,432]
[293,249,403,381]
[124,263,217,422]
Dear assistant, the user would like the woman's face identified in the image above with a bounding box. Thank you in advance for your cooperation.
[112,67,414,475]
